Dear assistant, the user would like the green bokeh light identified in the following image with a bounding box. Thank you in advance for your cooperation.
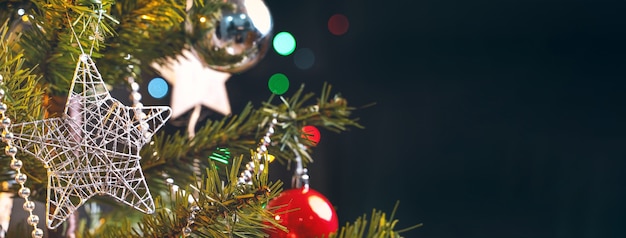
[273,32,296,56]
[268,73,289,95]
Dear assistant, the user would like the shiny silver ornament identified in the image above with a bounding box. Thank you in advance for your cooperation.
[188,0,273,73]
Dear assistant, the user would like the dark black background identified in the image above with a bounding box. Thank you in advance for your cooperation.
[152,1,626,237]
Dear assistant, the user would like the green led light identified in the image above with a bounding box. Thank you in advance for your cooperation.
[209,147,230,164]
[273,32,296,56]
[268,73,289,95]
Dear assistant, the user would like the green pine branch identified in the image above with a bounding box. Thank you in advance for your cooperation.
[88,153,285,238]
[23,0,116,95]
[328,202,423,238]
[84,155,421,238]
[4,0,194,94]
[131,82,365,228]
[0,20,47,189]
[99,0,188,86]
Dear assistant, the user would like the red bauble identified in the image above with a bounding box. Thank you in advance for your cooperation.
[265,187,339,238]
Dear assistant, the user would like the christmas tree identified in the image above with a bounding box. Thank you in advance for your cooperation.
[0,0,421,237]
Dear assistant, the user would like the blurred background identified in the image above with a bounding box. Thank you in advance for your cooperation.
[143,0,626,237]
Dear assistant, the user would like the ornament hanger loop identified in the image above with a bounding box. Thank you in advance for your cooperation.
[64,3,105,115]
[291,136,309,189]
[65,2,104,57]
[90,2,104,56]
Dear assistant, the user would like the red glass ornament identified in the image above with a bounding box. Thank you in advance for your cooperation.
[301,125,321,146]
[265,187,339,238]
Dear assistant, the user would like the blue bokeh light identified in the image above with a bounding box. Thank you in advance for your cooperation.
[147,77,169,99]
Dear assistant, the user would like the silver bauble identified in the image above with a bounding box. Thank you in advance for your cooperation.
[188,0,273,73]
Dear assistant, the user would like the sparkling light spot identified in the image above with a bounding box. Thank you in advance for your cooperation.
[243,0,272,35]
[147,77,169,99]
[273,32,296,56]
[294,48,315,70]
[308,195,333,221]
[328,14,349,36]
[268,73,289,95]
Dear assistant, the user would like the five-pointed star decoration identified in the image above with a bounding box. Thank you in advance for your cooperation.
[150,49,231,137]
[9,54,172,229]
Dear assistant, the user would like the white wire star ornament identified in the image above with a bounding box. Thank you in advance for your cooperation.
[9,54,172,229]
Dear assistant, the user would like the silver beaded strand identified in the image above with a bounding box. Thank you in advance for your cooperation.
[125,54,159,158]
[181,204,200,237]
[238,114,278,185]
[122,55,198,237]
[126,59,143,109]
[0,74,44,238]
[123,56,198,237]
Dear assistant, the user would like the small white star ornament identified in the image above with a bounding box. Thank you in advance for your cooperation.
[151,49,232,118]
[9,54,172,229]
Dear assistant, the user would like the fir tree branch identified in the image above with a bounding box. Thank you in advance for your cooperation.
[138,83,363,195]
[5,0,210,93]
[329,201,423,238]
[89,82,364,236]
[23,0,117,95]
[0,20,48,193]
[89,153,284,238]
[100,0,188,86]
